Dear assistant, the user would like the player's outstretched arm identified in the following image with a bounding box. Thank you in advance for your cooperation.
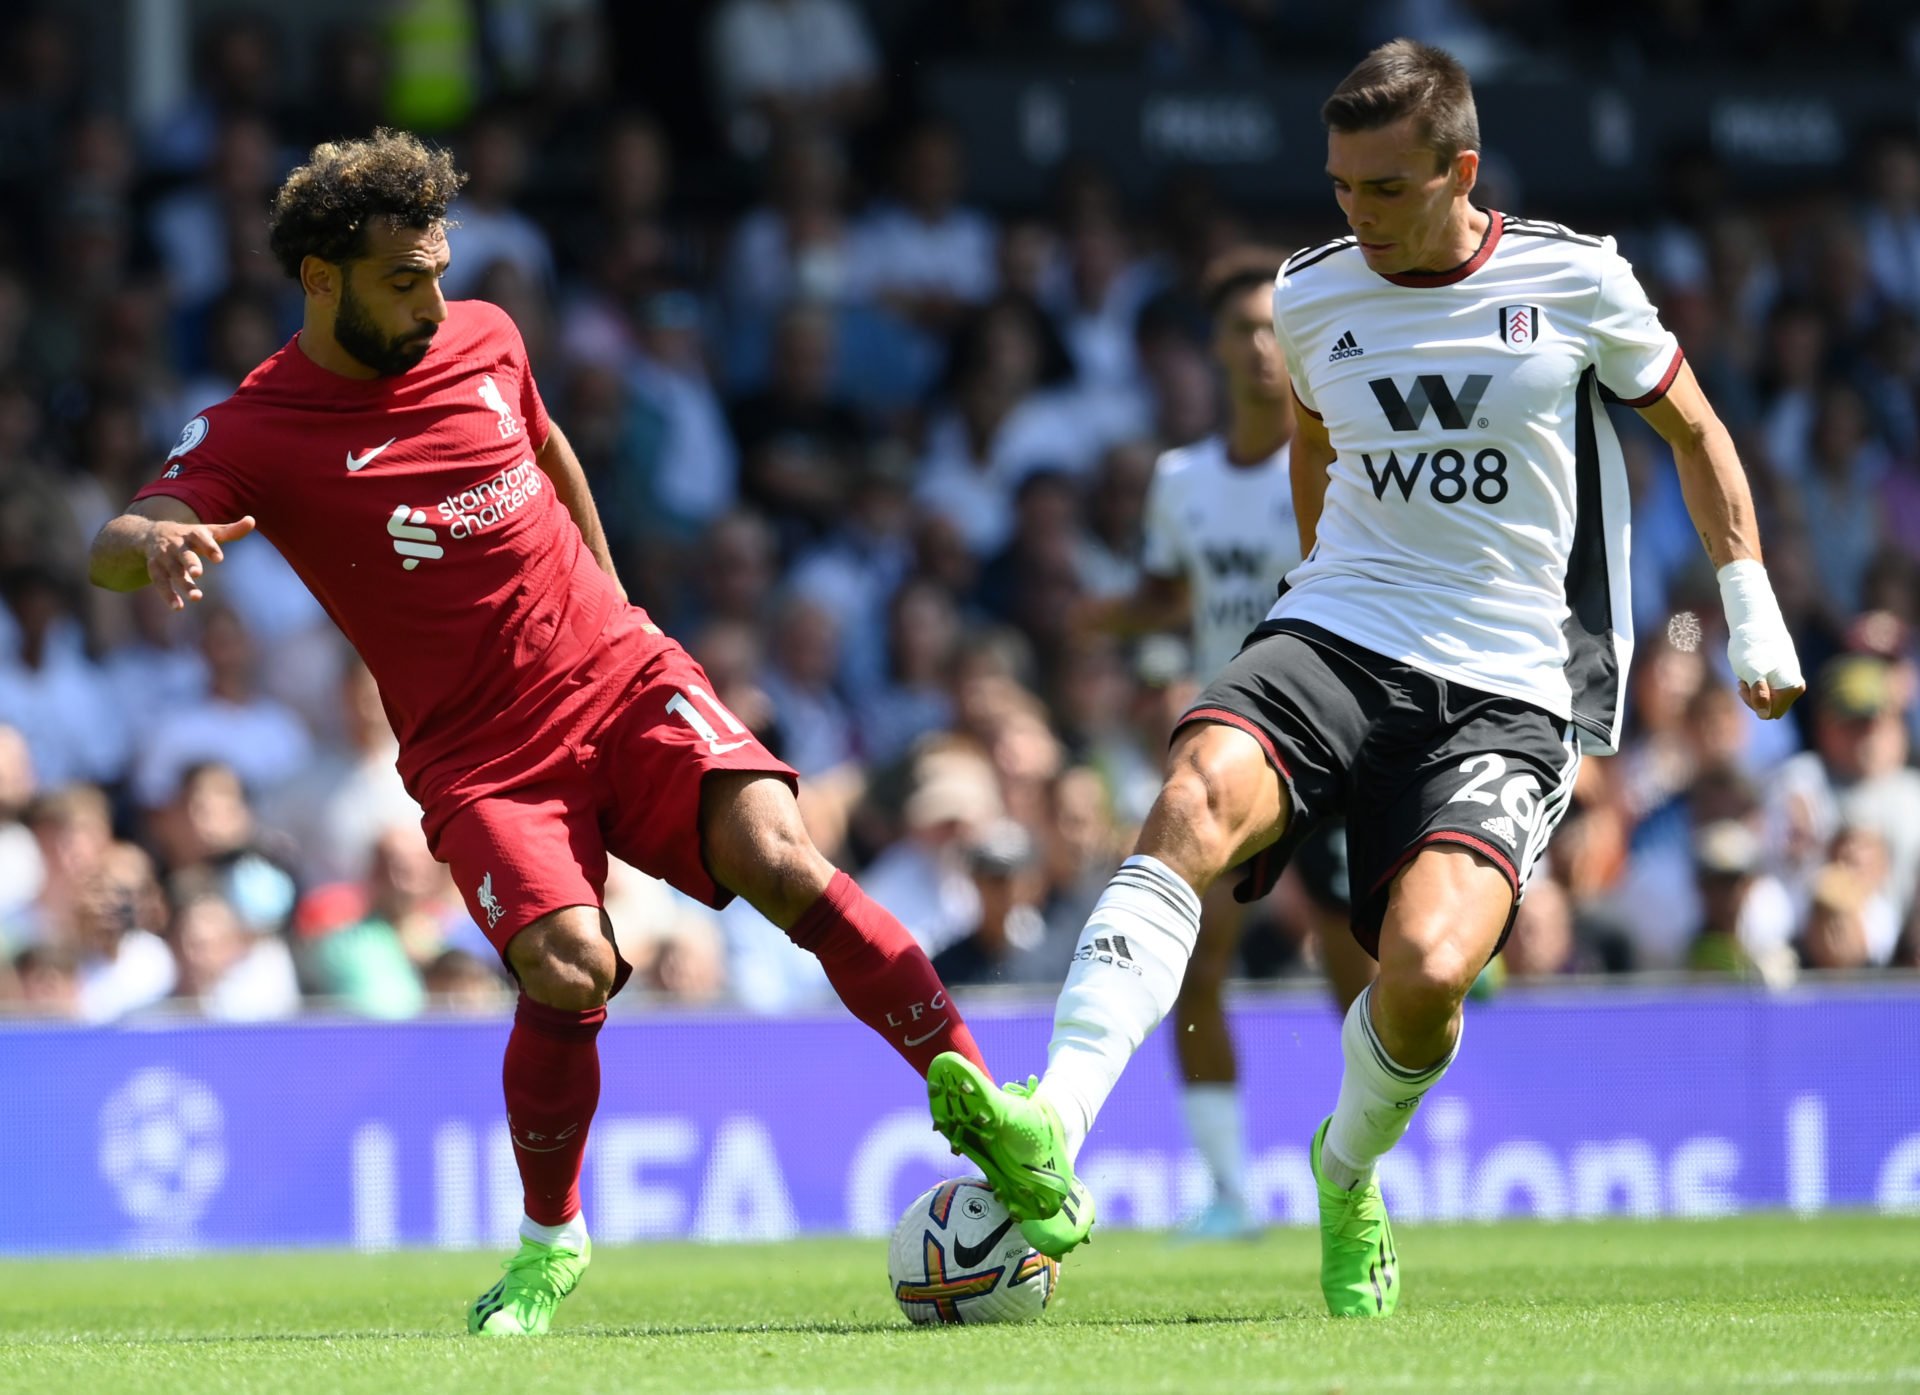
[1290,403,1335,560]
[87,496,256,610]
[534,420,625,602]
[1637,361,1804,720]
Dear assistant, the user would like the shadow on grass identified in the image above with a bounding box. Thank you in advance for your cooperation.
[6,1312,1301,1347]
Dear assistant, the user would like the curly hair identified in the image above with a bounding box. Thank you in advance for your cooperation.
[267,128,466,278]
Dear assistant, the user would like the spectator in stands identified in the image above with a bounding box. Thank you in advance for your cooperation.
[933,818,1061,985]
[724,126,867,316]
[1768,654,1920,924]
[299,824,471,1020]
[1504,873,1577,980]
[621,287,740,534]
[0,725,42,929]
[148,760,298,938]
[166,876,300,1021]
[731,301,866,539]
[131,605,311,810]
[443,107,555,301]
[709,0,879,159]
[787,453,917,695]
[856,121,999,332]
[9,942,80,1017]
[147,113,281,313]
[864,579,962,768]
[0,568,126,789]
[422,946,512,1012]
[759,592,855,777]
[1799,863,1875,972]
[1797,380,1892,616]
[259,654,418,889]
[7,781,111,950]
[915,295,1085,556]
[1863,129,1920,316]
[1687,819,1783,982]
[71,841,176,1022]
[860,744,1002,956]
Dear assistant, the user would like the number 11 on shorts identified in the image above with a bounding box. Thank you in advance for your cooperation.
[666,685,753,754]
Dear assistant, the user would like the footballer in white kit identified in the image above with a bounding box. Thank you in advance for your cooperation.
[1141,434,1299,680]
[925,39,1804,1320]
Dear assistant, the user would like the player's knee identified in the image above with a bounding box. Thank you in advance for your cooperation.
[1378,924,1476,1021]
[510,915,616,1010]
[1153,748,1256,875]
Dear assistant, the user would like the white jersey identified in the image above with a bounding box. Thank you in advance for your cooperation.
[1271,210,1682,753]
[1141,437,1299,677]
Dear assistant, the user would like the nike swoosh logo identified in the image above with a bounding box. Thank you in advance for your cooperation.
[709,739,752,755]
[903,1019,949,1048]
[346,438,397,471]
[951,1216,1015,1269]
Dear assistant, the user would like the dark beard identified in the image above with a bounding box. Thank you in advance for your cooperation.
[335,280,436,377]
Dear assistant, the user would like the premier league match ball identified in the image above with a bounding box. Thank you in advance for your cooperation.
[889,1177,1060,1325]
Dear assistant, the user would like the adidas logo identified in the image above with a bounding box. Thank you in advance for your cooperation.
[1480,815,1517,847]
[1328,330,1364,361]
[1071,933,1142,974]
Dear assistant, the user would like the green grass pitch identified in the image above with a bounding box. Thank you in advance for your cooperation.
[3,1215,1917,1394]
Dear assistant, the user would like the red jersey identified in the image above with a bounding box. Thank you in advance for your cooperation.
[137,300,659,816]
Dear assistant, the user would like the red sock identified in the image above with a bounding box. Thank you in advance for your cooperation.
[788,870,990,1077]
[503,994,605,1227]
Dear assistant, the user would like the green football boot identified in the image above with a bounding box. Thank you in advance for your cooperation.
[468,1234,591,1336]
[1310,1116,1398,1317]
[926,1051,1095,1258]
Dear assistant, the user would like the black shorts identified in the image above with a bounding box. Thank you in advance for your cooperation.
[1178,620,1582,958]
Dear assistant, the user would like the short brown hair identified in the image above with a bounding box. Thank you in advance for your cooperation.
[1202,246,1287,317]
[1321,39,1479,168]
[267,128,466,278]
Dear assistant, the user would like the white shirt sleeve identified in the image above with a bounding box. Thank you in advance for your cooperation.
[1591,243,1683,406]
[1140,455,1183,579]
[1272,276,1320,417]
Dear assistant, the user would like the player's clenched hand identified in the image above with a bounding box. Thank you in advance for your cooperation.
[144,516,256,609]
[1739,677,1804,721]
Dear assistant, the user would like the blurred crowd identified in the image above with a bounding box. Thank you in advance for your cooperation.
[1,1,1919,1022]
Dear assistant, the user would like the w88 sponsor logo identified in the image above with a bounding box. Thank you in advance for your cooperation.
[1363,372,1507,505]
[1362,448,1509,505]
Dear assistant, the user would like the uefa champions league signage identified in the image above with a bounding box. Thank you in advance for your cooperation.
[2,986,1917,1253]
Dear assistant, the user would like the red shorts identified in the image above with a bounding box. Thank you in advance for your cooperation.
[428,640,796,961]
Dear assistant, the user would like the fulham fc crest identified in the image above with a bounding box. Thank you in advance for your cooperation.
[1498,305,1541,348]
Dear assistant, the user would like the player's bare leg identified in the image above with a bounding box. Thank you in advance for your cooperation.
[1169,882,1260,1238]
[931,722,1286,1256]
[1312,846,1511,1317]
[471,906,619,1336]
[699,771,989,1076]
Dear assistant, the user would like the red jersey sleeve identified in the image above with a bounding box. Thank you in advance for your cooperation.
[132,410,253,523]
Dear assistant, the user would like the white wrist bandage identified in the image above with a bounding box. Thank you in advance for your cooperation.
[1716,559,1804,691]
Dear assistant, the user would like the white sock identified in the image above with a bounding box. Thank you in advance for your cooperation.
[1180,1083,1248,1210]
[1322,983,1457,1190]
[1036,856,1201,1163]
[519,1211,590,1251]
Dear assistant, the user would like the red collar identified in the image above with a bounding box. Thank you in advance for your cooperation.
[1378,208,1502,288]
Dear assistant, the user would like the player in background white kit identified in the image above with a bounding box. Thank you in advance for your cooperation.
[925,39,1805,1312]
[1081,249,1374,1239]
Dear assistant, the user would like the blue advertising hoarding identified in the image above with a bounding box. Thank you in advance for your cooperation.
[3,985,1917,1254]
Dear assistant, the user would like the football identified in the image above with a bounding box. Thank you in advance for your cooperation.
[888,1177,1061,1325]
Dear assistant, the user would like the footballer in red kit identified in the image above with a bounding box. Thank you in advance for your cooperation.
[89,129,993,1337]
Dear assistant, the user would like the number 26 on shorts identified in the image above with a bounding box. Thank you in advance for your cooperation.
[1447,752,1541,832]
